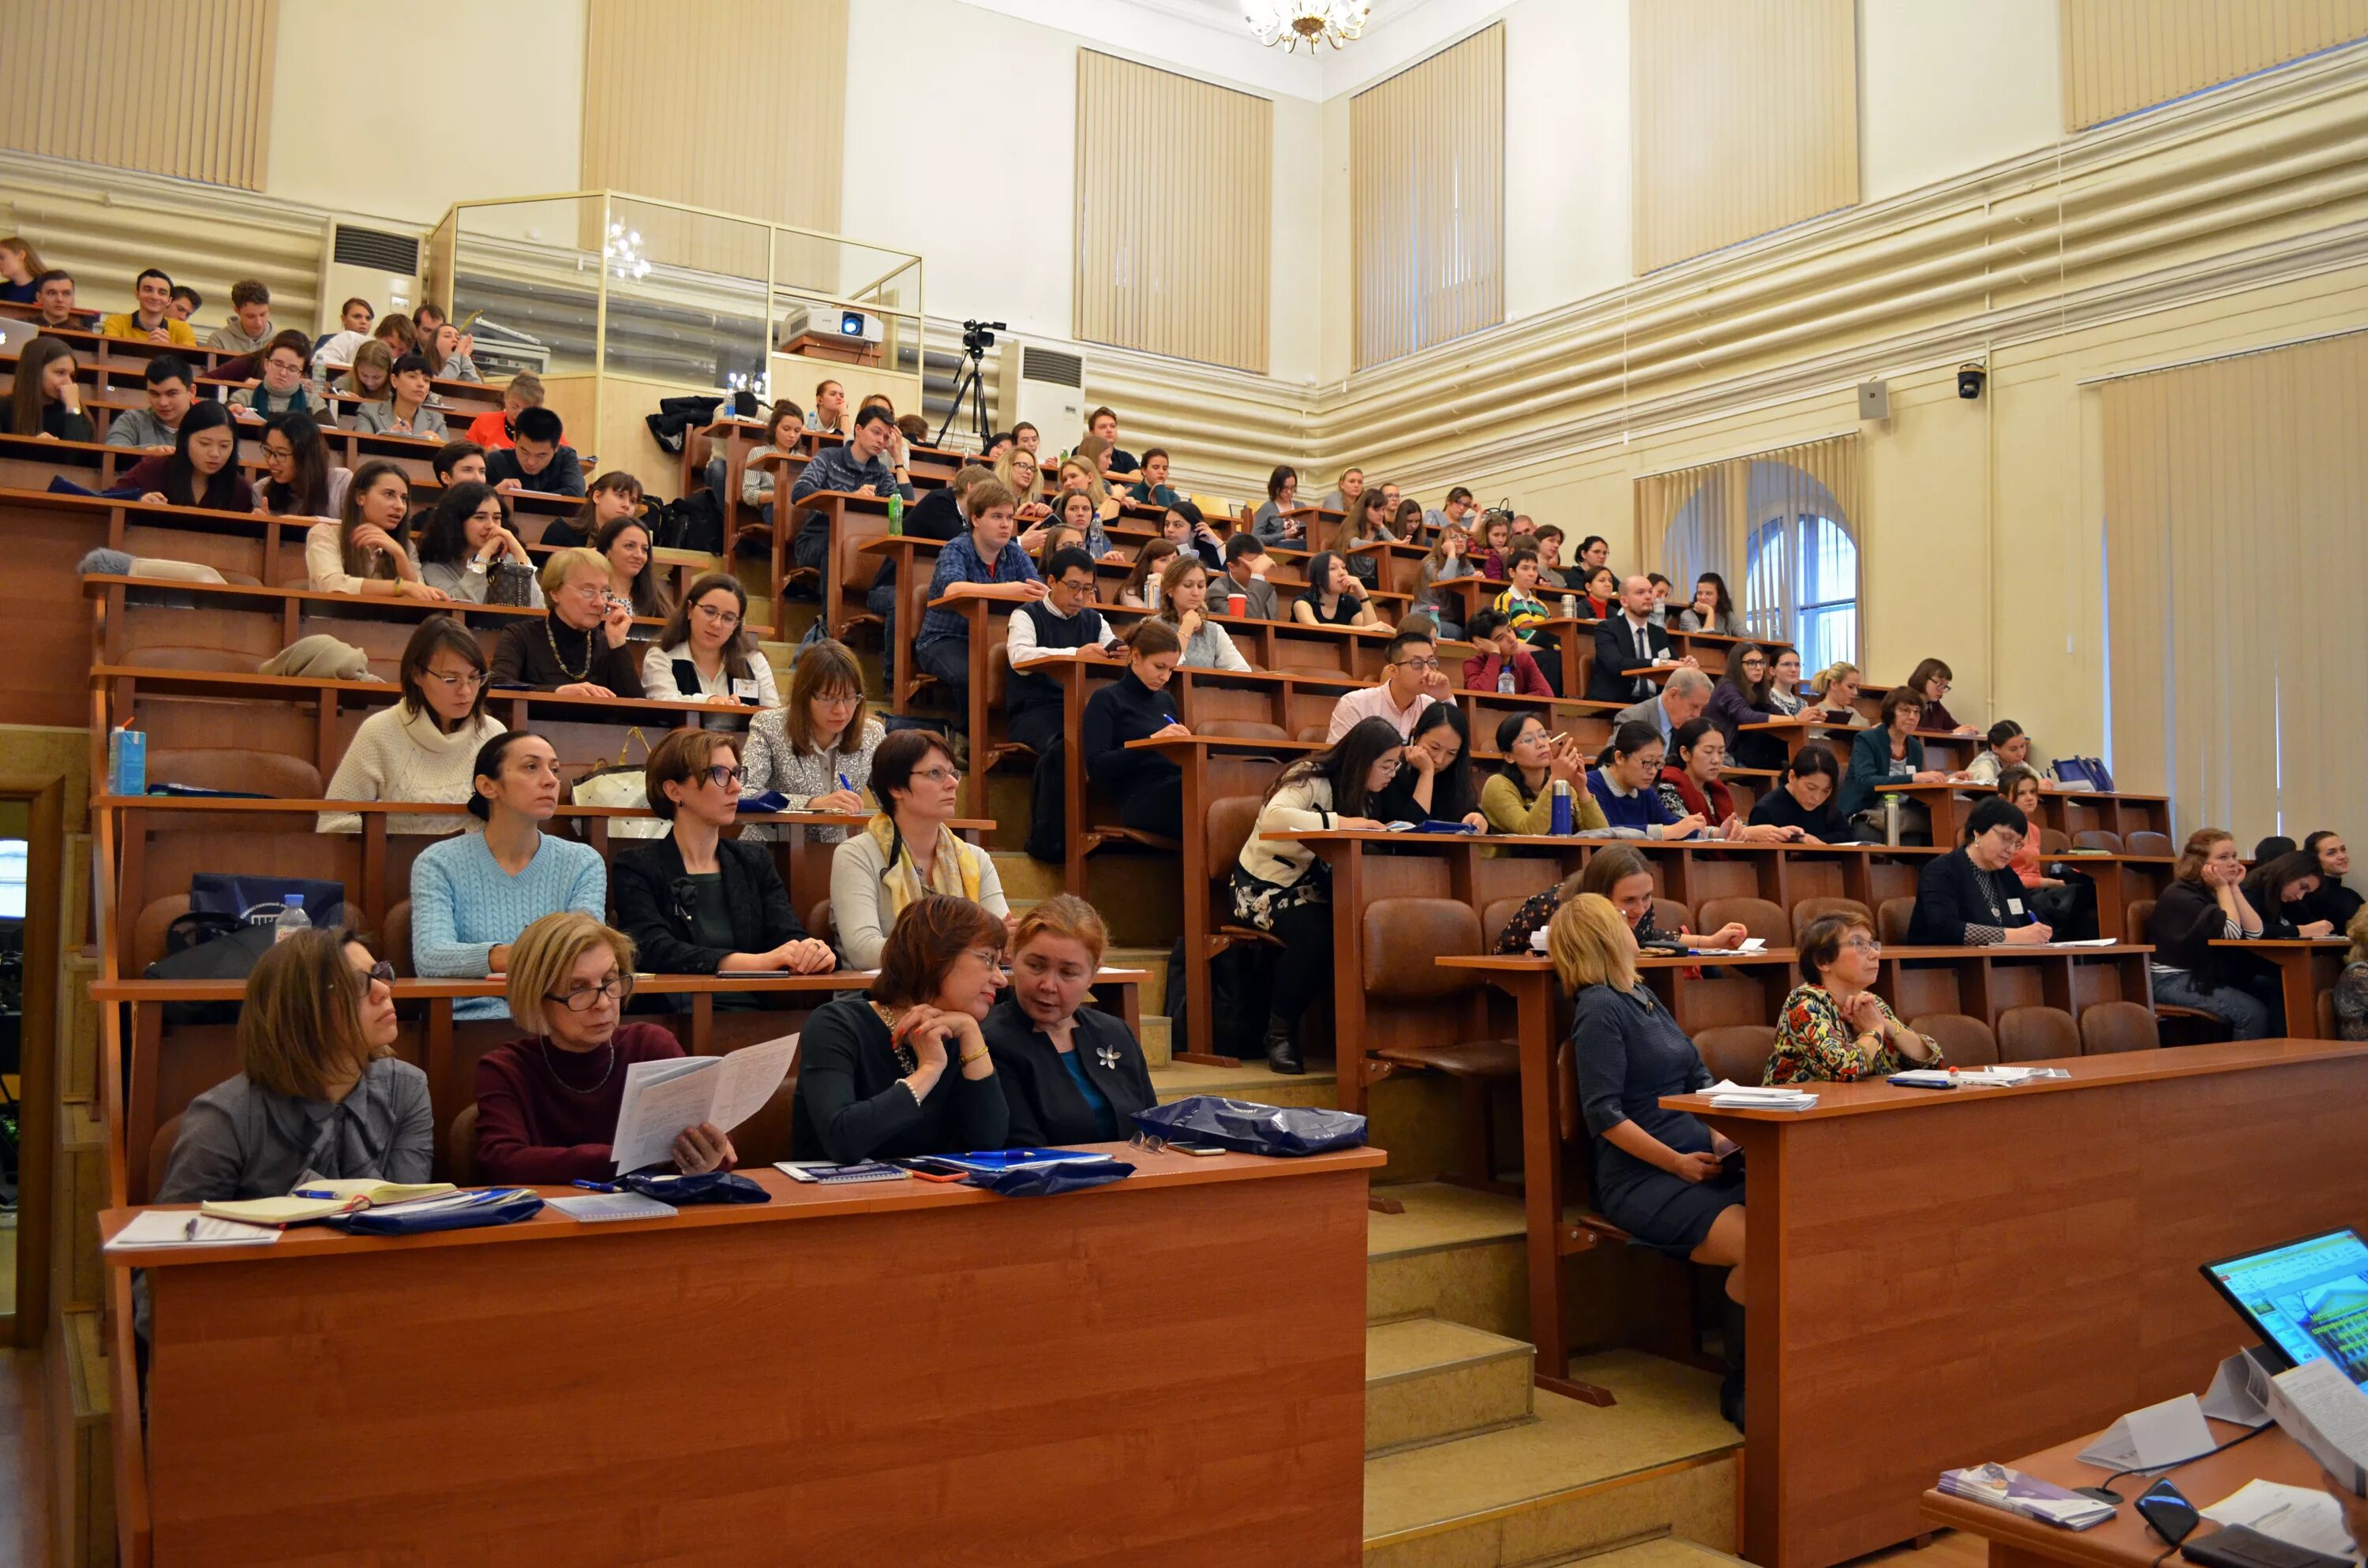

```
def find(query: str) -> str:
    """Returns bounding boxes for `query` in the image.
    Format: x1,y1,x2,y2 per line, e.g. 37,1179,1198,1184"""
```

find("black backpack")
145,919,279,1024
645,490,725,556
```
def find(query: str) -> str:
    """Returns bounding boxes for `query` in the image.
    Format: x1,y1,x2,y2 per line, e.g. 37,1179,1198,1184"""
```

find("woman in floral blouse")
1765,913,1945,1084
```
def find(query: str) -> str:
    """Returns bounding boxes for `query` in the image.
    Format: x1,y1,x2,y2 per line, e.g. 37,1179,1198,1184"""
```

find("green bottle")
887,490,904,537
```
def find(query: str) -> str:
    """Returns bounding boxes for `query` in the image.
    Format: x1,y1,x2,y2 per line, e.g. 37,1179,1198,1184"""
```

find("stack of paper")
2267,1359,2368,1495
1938,1464,2117,1529
104,1212,280,1251
610,1033,798,1174
201,1180,455,1227
1703,1080,1816,1110
2202,1480,2360,1557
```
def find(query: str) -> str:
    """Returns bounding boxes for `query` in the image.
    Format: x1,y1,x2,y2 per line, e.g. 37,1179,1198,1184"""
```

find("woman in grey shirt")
412,481,543,606
153,929,433,1203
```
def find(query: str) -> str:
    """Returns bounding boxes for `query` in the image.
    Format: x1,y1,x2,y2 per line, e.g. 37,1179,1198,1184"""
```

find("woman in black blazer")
981,896,1155,1147
612,730,837,991
1907,796,2055,946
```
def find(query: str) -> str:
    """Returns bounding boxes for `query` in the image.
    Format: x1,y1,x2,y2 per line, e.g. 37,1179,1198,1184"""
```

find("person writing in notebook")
471,912,736,1184
152,929,432,1203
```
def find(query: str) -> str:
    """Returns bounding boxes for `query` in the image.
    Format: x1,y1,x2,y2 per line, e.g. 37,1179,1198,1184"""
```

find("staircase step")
1151,1056,1338,1110
1361,1351,1740,1568
1105,945,1169,1016
1367,1182,1531,1341
1366,1315,1534,1454
1531,1534,1755,1568
1138,1012,1171,1069
51,1308,115,1568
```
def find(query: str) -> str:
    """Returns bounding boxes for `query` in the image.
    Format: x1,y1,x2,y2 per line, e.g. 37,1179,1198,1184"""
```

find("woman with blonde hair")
1806,661,1870,728
984,895,1155,1145
741,637,882,841
331,339,396,402
153,928,429,1202
472,913,736,1183
1152,552,1252,672
487,546,642,695
994,444,1052,523
1550,890,1748,1426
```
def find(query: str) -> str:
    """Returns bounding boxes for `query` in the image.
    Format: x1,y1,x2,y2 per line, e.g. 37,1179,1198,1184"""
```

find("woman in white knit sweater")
318,618,505,835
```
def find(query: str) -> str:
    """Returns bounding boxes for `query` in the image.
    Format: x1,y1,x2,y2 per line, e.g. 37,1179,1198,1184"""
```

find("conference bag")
619,1171,770,1205
329,1188,545,1236
1132,1096,1369,1157
570,728,665,839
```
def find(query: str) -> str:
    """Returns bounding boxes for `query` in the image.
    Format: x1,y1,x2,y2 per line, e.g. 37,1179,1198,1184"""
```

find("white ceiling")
946,0,1509,100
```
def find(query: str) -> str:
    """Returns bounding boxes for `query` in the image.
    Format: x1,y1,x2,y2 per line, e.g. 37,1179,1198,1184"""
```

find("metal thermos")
1561,594,1578,619
1551,779,1574,836
1883,794,1902,847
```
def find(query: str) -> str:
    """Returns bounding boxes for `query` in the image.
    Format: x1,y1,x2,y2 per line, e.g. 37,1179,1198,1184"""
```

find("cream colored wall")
265,0,586,225
1503,0,1630,327
1859,0,2061,200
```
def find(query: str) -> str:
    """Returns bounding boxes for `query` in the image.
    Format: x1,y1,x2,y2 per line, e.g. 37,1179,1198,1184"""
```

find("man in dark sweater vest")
1006,547,1115,861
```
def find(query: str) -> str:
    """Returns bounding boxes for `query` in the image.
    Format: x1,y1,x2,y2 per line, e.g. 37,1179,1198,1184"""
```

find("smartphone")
1168,1143,1227,1157
2136,1480,2198,1547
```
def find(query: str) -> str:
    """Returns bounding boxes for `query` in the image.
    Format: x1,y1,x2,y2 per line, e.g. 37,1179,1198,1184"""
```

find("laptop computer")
2200,1226,2368,1387
0,316,44,354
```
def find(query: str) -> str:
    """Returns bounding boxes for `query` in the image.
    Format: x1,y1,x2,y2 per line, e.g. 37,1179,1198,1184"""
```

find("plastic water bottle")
1550,780,1574,836
273,893,311,943
886,490,904,537
1497,666,1516,695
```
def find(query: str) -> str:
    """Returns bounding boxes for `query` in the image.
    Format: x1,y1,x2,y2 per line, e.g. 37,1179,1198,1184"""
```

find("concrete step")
1361,1351,1740,1568
1366,1315,1534,1455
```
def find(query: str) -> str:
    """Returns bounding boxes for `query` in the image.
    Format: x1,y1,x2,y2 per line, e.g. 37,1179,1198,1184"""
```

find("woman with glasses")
412,481,539,604
253,411,349,521
829,728,1009,970
318,616,508,836
1765,913,1944,1084
410,732,606,1020
153,927,429,1203
1906,795,2055,947
1905,657,1978,735
790,893,1010,1163
612,730,835,1002
1707,644,1785,768
488,547,644,698
472,911,736,1184
740,638,880,845
639,571,777,714
1230,716,1405,1074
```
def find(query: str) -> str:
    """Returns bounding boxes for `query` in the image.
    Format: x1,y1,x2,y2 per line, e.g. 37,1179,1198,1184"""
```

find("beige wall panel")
0,0,276,191
1630,0,1859,274
1350,24,1504,370
1073,50,1271,374
2063,0,2368,129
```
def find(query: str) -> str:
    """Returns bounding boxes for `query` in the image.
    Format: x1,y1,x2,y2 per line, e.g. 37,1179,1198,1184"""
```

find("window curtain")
1350,23,1505,370
2063,0,2368,130
2100,332,2368,844
1074,51,1272,374
1637,433,1862,661
1629,0,1860,274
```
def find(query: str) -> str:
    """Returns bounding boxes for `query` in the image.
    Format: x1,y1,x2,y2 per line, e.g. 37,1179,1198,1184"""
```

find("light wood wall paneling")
2063,0,2368,129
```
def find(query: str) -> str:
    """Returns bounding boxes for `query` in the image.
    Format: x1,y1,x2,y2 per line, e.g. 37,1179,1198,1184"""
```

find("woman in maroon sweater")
472,911,736,1184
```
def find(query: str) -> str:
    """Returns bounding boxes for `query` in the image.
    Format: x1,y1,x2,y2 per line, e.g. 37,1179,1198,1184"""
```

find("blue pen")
837,773,852,792
571,1179,621,1192
293,1188,341,1199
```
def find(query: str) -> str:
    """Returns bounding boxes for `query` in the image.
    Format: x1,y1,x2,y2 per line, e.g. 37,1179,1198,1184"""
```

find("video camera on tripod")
938,318,1009,449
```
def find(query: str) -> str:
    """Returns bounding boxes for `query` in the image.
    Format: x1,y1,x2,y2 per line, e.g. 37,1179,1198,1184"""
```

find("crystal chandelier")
1242,1,1369,52
604,221,650,283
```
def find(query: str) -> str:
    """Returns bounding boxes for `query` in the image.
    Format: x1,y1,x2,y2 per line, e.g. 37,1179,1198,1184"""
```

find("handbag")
1131,1095,1368,1158
2050,756,2115,792
569,728,665,839
485,559,538,607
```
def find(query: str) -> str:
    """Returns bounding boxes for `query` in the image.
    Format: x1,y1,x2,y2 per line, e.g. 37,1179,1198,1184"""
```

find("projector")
785,305,883,346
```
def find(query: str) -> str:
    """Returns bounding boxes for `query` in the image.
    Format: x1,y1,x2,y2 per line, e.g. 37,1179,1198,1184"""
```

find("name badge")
2006,898,2025,915
731,677,760,704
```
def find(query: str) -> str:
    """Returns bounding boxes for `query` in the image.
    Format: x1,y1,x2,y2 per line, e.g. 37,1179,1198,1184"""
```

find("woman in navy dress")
1549,890,1748,1427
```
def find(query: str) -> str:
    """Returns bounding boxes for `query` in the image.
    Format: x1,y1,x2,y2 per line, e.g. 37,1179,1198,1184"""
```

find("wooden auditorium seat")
148,747,324,799
144,1116,185,1207
2039,827,2070,854
1996,1005,2081,1062
1698,896,1787,947
1910,1012,1999,1066
1790,896,1872,941
2074,829,2124,852
2127,830,2172,857
2078,999,2160,1054
1692,1024,1776,1084
1875,896,1916,948
1479,895,1530,951
382,899,414,978
1651,896,1692,937
1361,897,1518,1191
445,1103,480,1186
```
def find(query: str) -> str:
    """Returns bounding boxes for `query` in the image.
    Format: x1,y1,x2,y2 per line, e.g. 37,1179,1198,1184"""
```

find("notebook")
547,1192,678,1223
200,1180,457,1227
776,1161,905,1184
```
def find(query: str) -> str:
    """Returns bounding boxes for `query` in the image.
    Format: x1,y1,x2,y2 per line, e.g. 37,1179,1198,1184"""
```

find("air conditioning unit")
1010,340,1085,445
316,221,424,336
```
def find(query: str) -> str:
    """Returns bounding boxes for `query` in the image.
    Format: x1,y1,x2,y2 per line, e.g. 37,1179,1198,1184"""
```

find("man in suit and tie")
1587,574,1699,705
1616,666,1714,743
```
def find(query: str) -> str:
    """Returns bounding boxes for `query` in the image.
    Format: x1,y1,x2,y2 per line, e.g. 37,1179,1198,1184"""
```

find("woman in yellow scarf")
828,728,1009,967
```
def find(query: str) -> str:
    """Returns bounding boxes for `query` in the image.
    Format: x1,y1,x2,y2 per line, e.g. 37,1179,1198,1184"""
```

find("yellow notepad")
200,1181,455,1226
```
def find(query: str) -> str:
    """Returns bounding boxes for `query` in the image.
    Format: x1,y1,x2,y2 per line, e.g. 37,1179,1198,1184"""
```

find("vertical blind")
2063,0,2368,129
1074,51,1272,375
1349,24,1505,371
1629,0,1860,275
0,0,278,192
1637,433,1864,669
2100,335,2368,845
583,0,846,272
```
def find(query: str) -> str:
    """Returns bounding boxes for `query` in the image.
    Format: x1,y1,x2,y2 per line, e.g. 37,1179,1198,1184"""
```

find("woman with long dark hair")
257,411,347,519
1,335,92,440
413,481,538,604
121,400,254,511
305,457,443,600
1371,702,1486,829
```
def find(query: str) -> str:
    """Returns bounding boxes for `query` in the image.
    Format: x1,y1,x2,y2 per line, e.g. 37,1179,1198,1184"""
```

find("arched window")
1746,510,1859,672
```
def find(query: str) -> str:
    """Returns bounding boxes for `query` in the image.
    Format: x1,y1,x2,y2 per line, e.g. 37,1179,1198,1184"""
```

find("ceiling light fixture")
1242,1,1370,53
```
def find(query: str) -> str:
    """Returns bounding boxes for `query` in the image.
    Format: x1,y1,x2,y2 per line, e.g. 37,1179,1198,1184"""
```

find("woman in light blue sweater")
410,732,605,1020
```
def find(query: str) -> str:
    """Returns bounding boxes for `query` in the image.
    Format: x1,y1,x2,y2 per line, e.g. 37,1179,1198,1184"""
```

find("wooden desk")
1667,1038,2368,1568
1921,1416,2329,1568
2213,937,2351,1038
105,1143,1381,1568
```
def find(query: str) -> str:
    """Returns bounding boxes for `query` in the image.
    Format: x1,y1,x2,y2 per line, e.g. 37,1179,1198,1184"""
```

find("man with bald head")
1617,665,1713,742
1587,574,1698,704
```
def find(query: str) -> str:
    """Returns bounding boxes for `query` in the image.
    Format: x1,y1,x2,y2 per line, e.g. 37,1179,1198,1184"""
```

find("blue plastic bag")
960,1157,1134,1197
620,1171,770,1205
1130,1096,1368,1157
329,1188,544,1236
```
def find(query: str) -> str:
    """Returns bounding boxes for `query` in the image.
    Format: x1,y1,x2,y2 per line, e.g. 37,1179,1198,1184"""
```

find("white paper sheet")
105,1211,280,1250
2077,1393,2216,1471
2201,1479,2359,1558
610,1035,800,1174
2271,1359,2368,1495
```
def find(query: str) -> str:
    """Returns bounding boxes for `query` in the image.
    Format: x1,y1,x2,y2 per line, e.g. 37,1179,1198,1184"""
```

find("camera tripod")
936,342,994,451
